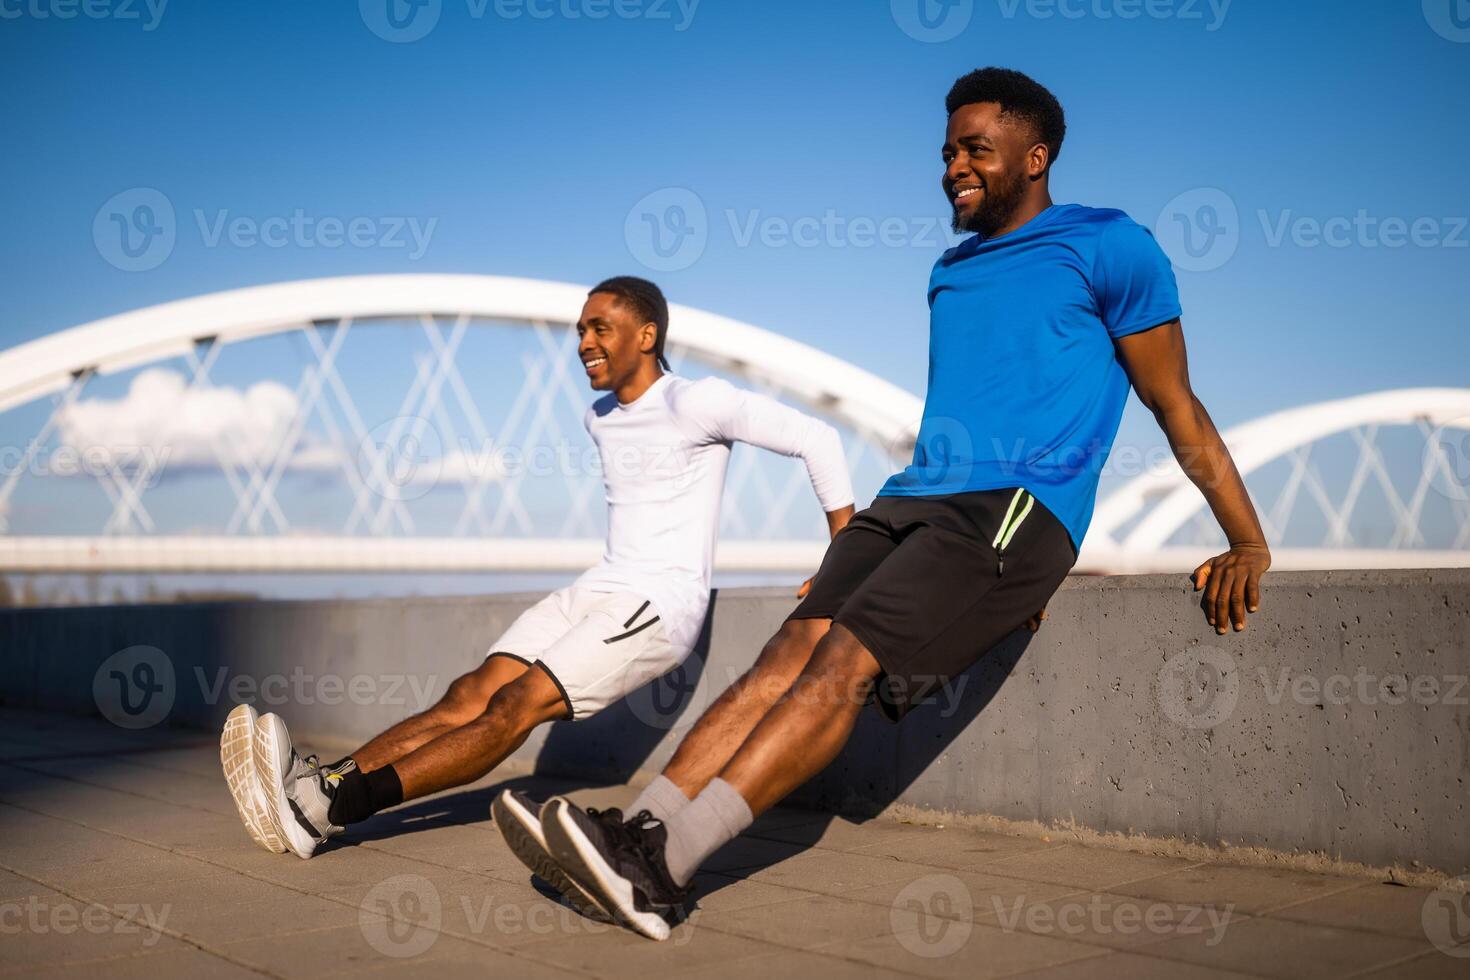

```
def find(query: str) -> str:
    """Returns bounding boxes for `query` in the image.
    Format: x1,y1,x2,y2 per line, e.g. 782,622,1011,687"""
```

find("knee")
789,625,881,709
436,672,495,724
483,668,568,730
758,618,827,670
740,619,827,700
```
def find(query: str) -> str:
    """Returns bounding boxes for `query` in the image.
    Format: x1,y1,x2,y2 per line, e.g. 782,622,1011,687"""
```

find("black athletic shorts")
789,488,1077,722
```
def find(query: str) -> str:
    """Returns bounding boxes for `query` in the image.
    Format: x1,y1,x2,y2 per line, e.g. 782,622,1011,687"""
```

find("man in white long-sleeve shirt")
221,276,856,866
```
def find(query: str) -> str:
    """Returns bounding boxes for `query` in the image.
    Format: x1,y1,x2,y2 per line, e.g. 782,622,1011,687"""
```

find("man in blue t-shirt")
521,68,1273,939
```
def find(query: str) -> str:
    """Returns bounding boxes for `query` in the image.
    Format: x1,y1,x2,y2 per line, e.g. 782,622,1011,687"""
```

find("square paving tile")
696,892,901,949
814,921,1108,979
849,828,1067,871
15,946,269,980
1110,863,1368,916
1267,881,1446,939
514,918,778,977
978,844,1199,891
1142,915,1434,979
1005,949,1264,979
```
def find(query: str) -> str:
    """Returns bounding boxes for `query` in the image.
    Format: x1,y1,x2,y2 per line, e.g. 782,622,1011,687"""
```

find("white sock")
627,775,691,823
661,778,753,887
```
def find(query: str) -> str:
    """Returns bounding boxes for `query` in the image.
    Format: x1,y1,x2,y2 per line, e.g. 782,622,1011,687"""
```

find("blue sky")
1,0,1468,572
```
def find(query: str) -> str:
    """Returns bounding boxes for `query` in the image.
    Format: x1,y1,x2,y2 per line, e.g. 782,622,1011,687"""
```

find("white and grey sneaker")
220,704,286,853
492,789,610,921
253,712,347,860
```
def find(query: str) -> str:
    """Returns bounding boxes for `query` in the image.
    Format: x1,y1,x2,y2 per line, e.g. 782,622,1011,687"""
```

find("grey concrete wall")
3,570,1468,873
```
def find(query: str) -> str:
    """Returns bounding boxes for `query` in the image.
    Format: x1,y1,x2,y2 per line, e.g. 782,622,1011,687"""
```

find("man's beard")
952,170,1029,238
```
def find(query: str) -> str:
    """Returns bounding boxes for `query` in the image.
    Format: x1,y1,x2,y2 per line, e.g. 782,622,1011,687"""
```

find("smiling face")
943,101,1049,238
577,291,659,392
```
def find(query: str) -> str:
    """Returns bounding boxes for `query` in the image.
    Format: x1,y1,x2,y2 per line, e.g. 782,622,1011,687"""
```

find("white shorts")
486,586,680,720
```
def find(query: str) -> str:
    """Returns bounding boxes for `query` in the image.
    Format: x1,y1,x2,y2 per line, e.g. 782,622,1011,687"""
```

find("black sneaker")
491,789,609,921
541,798,690,941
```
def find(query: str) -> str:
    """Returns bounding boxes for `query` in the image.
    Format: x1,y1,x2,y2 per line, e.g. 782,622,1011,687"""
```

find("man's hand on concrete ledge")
1192,543,1272,635
1024,607,1049,632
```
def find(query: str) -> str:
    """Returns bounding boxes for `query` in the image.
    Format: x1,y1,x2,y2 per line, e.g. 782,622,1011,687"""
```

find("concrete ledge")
3,570,1467,874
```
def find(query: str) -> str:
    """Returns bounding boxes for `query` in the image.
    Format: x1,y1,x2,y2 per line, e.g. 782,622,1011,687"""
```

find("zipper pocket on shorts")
992,488,1035,577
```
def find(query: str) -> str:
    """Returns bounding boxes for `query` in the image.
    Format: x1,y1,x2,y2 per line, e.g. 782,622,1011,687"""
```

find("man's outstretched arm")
1116,319,1272,634
681,378,856,592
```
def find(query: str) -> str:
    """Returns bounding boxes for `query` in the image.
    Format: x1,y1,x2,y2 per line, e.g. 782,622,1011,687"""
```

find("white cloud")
50,368,508,488
56,368,303,471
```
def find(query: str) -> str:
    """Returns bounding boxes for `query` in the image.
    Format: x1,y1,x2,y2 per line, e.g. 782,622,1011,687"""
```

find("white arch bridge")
0,274,1467,577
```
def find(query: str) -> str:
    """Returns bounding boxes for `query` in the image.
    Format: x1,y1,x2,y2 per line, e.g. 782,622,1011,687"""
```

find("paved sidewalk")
0,709,1464,979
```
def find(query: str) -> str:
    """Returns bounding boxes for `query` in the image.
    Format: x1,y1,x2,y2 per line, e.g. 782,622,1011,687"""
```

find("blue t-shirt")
879,204,1182,550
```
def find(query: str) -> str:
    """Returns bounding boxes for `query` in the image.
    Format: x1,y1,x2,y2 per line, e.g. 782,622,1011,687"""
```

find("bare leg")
660,618,830,799
393,665,569,802
349,655,529,772
718,624,881,817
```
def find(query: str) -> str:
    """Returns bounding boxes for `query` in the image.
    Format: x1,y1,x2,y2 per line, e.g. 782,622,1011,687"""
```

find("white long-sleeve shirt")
573,374,854,655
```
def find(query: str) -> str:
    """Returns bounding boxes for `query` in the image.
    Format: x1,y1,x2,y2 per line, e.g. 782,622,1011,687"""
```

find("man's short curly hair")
590,276,670,370
946,67,1066,168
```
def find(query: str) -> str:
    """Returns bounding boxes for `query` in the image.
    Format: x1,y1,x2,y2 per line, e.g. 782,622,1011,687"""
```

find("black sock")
328,765,404,826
